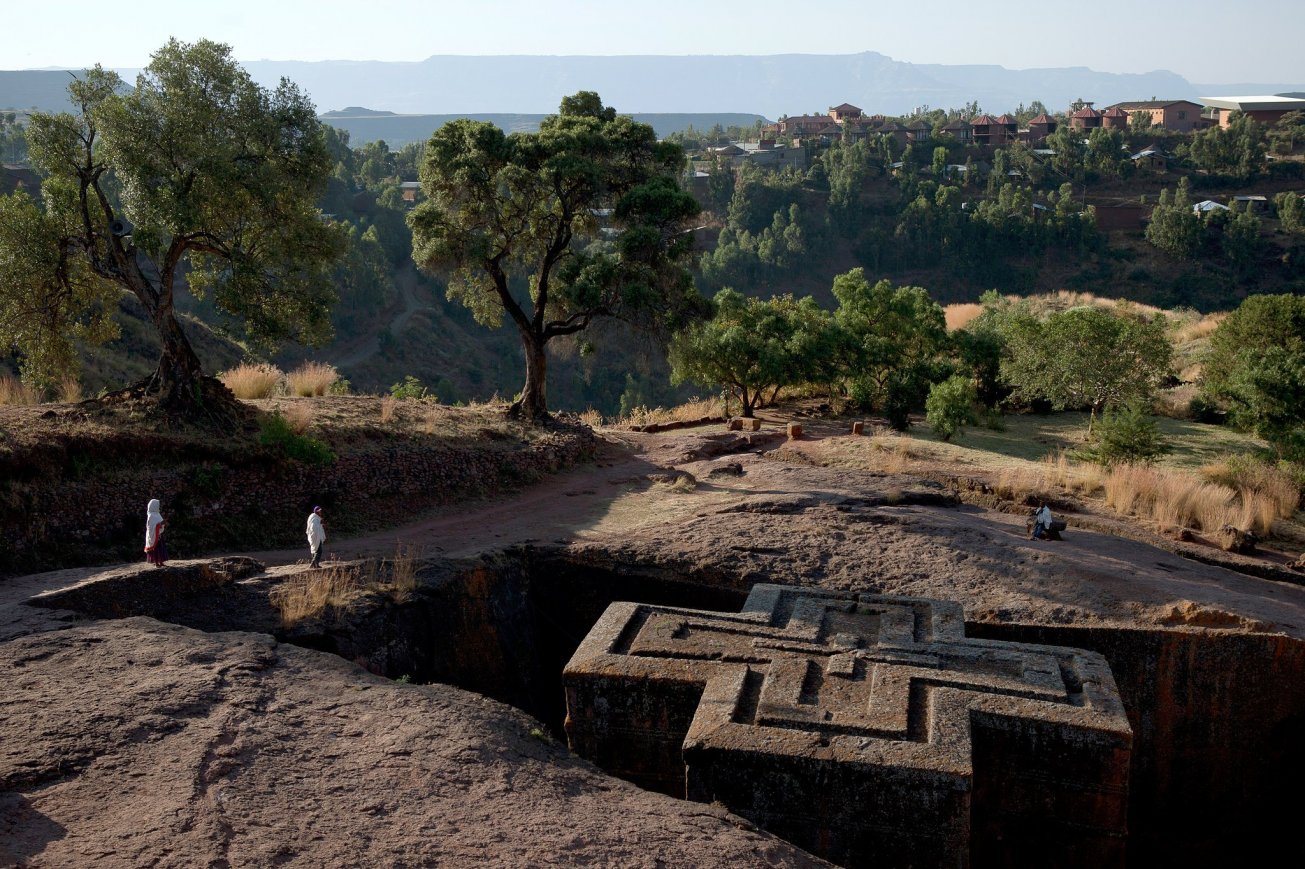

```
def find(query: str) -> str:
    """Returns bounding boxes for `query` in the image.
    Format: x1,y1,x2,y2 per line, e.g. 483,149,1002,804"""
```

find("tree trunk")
510,333,550,421
152,306,206,410
740,385,753,418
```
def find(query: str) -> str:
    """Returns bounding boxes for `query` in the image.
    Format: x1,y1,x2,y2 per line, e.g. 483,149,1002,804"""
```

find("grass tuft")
286,361,338,398
221,363,284,399
0,375,42,406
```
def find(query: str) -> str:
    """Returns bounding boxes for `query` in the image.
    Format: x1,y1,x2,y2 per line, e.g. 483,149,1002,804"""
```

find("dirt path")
9,423,1305,640
330,263,440,372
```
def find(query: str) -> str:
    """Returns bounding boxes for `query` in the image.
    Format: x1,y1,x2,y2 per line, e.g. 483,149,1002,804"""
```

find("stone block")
726,418,744,431
851,421,864,435
564,585,1132,869
787,423,803,439
745,418,762,432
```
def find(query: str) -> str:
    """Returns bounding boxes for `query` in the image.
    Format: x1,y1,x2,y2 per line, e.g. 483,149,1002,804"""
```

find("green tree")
1001,306,1172,434
1275,191,1304,233
1145,180,1203,259
669,288,833,417
0,40,345,418
1089,403,1171,465
1202,294,1305,458
1222,207,1264,273
409,92,702,420
831,268,947,414
926,375,978,441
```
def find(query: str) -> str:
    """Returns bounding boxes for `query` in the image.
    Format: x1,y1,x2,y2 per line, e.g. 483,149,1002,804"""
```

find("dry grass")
221,363,284,400
1174,313,1227,345
578,408,604,427
1200,456,1300,519
667,472,698,493
0,375,42,406
286,361,338,397
380,395,399,424
993,466,1053,503
616,396,725,428
1154,383,1200,419
58,377,83,403
272,564,363,625
1103,463,1283,535
944,302,985,332
283,401,315,435
273,544,423,625
390,543,419,595
1039,450,1106,496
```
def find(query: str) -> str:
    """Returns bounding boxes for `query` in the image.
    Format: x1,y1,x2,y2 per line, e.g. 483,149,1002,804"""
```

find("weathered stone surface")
787,423,803,439
727,417,744,431
564,584,1132,869
851,421,865,435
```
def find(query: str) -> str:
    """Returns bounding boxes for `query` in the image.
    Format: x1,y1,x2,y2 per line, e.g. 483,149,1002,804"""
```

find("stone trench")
32,548,1305,869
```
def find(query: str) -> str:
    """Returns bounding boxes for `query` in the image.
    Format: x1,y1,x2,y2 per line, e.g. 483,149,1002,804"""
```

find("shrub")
0,375,42,406
258,411,335,465
220,363,283,399
328,377,351,396
925,376,978,442
390,375,427,400
1090,405,1172,465
286,361,338,397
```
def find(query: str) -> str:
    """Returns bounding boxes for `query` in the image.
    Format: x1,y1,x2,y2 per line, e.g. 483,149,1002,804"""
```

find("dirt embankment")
0,398,596,576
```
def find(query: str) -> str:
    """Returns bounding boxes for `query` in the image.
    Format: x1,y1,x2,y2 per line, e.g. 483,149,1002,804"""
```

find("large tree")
1001,305,1172,434
669,288,833,417
408,92,702,420
1202,294,1305,459
0,39,345,419
831,268,948,419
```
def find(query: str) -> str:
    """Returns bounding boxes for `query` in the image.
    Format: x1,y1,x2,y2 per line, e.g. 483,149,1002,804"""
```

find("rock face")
0,618,830,868
564,584,1132,868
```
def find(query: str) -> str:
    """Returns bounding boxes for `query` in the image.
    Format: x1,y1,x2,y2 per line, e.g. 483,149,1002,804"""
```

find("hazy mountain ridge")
317,110,772,146
6,54,1304,121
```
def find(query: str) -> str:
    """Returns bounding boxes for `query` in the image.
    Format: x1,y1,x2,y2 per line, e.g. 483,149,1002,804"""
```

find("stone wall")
0,426,596,575
968,622,1305,868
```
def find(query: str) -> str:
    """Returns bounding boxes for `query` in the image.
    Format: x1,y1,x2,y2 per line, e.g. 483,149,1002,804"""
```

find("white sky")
3,0,1302,84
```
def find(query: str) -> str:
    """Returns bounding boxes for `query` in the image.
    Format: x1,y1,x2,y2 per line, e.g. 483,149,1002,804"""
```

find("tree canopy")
408,91,703,419
1202,294,1305,459
669,288,832,417
1000,305,1172,433
0,39,345,418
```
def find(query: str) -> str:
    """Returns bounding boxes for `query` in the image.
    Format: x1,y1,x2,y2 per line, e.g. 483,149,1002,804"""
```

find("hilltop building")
1198,94,1305,128
1106,100,1208,132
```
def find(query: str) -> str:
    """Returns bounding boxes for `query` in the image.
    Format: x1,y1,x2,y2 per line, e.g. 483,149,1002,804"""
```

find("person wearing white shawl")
144,499,167,566
306,506,326,567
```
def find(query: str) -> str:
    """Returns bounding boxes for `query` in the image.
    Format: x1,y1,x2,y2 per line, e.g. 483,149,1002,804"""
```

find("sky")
3,0,1302,85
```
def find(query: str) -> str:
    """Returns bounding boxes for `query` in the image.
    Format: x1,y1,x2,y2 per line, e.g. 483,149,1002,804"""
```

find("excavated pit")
31,549,1305,868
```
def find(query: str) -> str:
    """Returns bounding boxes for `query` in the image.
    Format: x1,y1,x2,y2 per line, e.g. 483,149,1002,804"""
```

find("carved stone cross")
564,584,1132,869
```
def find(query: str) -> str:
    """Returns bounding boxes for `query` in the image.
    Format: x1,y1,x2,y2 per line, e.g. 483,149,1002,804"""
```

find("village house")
1069,103,1104,131
1101,107,1130,129
970,114,1016,146
941,118,972,143
706,139,807,172
1022,113,1058,144
828,103,863,123
1130,147,1168,172
1106,100,1209,132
